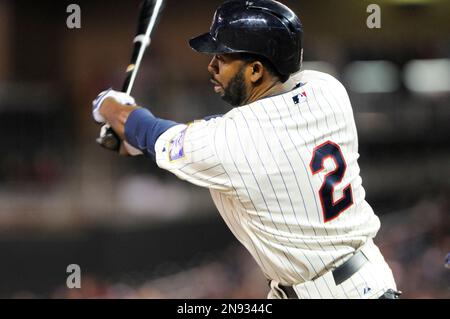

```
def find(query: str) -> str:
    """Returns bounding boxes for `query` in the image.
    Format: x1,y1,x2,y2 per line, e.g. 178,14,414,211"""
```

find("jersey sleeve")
154,118,232,192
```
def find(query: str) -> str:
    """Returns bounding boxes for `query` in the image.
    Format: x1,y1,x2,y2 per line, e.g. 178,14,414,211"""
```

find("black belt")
279,250,369,299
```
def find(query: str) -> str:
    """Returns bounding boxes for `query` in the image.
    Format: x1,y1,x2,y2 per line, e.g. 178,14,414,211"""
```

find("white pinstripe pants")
268,239,397,299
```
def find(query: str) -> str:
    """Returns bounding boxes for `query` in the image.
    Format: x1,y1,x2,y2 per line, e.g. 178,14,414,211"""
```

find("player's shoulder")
289,70,351,106
297,70,345,90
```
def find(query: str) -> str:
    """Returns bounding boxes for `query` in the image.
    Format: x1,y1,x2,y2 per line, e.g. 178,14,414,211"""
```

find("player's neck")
245,79,287,105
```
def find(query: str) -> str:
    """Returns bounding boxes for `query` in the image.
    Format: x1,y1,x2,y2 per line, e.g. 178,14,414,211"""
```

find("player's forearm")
100,97,179,160
124,108,179,159
99,98,139,140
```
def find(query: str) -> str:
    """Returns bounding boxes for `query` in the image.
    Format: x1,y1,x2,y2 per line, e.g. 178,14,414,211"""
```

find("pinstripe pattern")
154,70,393,297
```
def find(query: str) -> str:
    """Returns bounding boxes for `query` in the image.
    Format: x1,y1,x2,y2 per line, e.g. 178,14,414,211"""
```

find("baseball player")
92,0,401,299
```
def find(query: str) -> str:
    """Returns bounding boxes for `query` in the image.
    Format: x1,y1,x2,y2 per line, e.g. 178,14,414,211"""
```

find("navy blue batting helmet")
189,0,303,76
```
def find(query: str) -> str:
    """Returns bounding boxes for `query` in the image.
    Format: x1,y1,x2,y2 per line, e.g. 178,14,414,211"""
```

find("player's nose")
207,56,219,75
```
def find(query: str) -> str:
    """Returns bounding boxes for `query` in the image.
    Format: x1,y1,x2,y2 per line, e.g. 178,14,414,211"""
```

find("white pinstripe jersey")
155,70,381,285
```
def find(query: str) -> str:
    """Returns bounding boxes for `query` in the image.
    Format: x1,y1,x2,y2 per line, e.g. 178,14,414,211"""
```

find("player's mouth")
210,78,223,94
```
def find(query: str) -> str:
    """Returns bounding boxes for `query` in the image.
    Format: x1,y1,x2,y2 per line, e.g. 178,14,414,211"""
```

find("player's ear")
248,61,264,84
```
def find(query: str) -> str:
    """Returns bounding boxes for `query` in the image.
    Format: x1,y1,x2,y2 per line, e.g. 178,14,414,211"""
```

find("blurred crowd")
377,193,450,298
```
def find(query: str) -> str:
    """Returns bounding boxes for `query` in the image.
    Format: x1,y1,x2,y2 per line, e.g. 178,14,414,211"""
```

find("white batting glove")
92,89,136,124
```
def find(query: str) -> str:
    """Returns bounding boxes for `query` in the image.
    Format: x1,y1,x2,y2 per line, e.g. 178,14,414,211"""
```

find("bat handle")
95,76,132,152
96,124,121,151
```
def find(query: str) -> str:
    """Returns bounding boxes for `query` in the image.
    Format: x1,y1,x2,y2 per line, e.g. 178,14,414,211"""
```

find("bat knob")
96,127,121,152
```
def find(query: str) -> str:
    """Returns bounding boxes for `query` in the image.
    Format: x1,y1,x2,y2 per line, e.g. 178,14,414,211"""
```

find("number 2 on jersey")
310,141,354,222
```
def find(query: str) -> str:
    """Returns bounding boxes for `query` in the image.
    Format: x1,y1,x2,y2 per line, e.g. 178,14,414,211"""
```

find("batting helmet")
189,0,303,76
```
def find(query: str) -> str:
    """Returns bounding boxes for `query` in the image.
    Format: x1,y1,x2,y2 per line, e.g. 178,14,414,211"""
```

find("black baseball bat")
96,0,165,151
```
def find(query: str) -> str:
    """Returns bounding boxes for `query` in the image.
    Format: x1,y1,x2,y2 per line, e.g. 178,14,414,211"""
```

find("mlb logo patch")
293,91,307,105
168,128,187,161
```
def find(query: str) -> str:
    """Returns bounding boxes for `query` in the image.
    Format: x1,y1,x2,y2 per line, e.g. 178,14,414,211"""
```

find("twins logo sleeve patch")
168,127,188,161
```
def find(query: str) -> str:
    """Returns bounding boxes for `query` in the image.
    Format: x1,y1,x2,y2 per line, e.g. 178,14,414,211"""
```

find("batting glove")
92,89,136,124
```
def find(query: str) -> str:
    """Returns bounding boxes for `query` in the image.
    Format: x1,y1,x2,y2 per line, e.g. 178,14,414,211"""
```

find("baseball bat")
96,0,165,151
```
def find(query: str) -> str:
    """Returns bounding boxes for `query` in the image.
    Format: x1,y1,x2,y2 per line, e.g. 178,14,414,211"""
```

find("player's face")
208,54,249,106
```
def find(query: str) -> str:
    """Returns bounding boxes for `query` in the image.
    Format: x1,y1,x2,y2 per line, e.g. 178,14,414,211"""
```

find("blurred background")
0,0,448,298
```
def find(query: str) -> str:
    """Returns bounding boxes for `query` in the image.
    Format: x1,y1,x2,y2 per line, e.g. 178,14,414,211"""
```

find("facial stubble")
221,67,248,107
